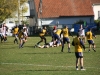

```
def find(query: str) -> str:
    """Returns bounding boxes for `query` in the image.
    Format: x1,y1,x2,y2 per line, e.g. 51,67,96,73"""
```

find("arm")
80,39,85,50
92,33,96,38
72,40,75,46
69,30,73,37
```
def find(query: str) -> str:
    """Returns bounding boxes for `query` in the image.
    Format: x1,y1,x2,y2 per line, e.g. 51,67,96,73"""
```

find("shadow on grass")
21,51,93,55
16,69,74,72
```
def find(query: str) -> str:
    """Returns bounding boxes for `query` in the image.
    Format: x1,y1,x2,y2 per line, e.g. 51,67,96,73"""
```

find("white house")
91,0,100,20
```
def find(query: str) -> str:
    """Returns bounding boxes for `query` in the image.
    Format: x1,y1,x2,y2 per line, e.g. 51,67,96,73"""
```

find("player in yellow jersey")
72,33,86,70
61,26,73,53
34,26,47,48
86,28,96,52
53,28,62,44
18,29,27,48
13,25,19,44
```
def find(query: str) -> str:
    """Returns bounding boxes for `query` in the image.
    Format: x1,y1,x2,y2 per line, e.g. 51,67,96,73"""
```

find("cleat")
94,50,96,52
88,50,90,52
61,50,63,52
33,45,37,48
76,68,79,70
68,51,71,53
81,68,86,71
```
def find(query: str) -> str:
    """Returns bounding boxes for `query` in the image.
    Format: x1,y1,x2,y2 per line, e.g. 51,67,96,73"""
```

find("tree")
0,0,28,23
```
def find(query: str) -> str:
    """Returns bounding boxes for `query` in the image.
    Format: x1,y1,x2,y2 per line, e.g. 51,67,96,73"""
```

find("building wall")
92,4,100,20
38,16,94,28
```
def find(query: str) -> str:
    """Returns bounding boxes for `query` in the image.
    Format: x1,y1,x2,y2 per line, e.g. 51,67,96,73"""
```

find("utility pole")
39,0,42,27
18,0,20,25
22,6,23,25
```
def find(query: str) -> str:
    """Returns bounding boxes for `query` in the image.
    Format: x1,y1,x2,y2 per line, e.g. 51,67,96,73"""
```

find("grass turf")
0,35,100,75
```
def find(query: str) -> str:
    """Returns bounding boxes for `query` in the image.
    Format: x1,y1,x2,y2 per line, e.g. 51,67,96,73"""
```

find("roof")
91,0,100,4
34,0,94,18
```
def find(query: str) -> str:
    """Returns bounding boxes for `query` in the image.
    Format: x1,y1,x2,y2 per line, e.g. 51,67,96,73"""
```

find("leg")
37,36,43,45
92,43,96,52
43,36,47,45
61,42,64,52
80,58,83,69
88,44,91,52
21,39,26,47
37,39,43,45
34,36,43,48
80,57,85,70
68,43,71,53
19,38,23,48
76,58,79,70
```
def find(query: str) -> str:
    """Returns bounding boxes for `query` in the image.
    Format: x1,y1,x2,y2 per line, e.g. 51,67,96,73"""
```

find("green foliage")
74,20,84,24
0,36,100,75
94,19,100,24
0,0,28,23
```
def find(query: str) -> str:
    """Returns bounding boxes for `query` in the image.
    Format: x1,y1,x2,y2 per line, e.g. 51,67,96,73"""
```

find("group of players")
33,24,96,70
0,23,96,70
34,24,96,52
12,24,28,48
0,23,28,48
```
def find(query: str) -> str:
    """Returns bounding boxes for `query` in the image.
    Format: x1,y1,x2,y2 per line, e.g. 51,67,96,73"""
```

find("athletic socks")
68,48,71,53
93,48,96,52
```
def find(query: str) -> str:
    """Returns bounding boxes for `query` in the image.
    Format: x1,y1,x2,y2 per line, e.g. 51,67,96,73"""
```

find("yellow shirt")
18,31,24,39
55,29,62,35
39,29,46,36
13,27,19,34
73,37,83,52
62,28,69,37
86,31,93,40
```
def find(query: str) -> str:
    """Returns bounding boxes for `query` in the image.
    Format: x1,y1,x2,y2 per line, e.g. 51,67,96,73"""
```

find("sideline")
1,62,100,69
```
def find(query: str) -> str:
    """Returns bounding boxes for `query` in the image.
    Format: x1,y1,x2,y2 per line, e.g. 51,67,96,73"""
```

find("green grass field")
0,35,100,75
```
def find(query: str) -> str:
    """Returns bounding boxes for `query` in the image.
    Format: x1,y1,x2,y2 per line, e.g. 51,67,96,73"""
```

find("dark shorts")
54,34,60,40
75,52,83,58
40,36,45,39
87,40,94,45
63,37,70,44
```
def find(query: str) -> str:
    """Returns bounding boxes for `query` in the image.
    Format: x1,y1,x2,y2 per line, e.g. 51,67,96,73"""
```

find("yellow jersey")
86,31,93,40
73,37,83,52
13,27,19,34
18,31,24,39
62,28,69,37
55,29,62,35
39,29,46,36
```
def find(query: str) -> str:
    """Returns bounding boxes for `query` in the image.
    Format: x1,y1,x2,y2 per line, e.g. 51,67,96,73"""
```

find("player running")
86,28,96,52
18,28,27,48
34,26,47,48
13,25,19,44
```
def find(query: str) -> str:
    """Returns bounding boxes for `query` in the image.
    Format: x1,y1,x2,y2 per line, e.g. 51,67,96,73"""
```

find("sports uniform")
72,33,86,70
54,29,62,41
18,30,25,48
13,26,19,44
61,26,73,52
86,29,96,52
34,26,47,48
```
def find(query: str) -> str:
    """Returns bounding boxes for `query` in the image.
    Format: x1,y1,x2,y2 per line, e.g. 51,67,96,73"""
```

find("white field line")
1,63,100,69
